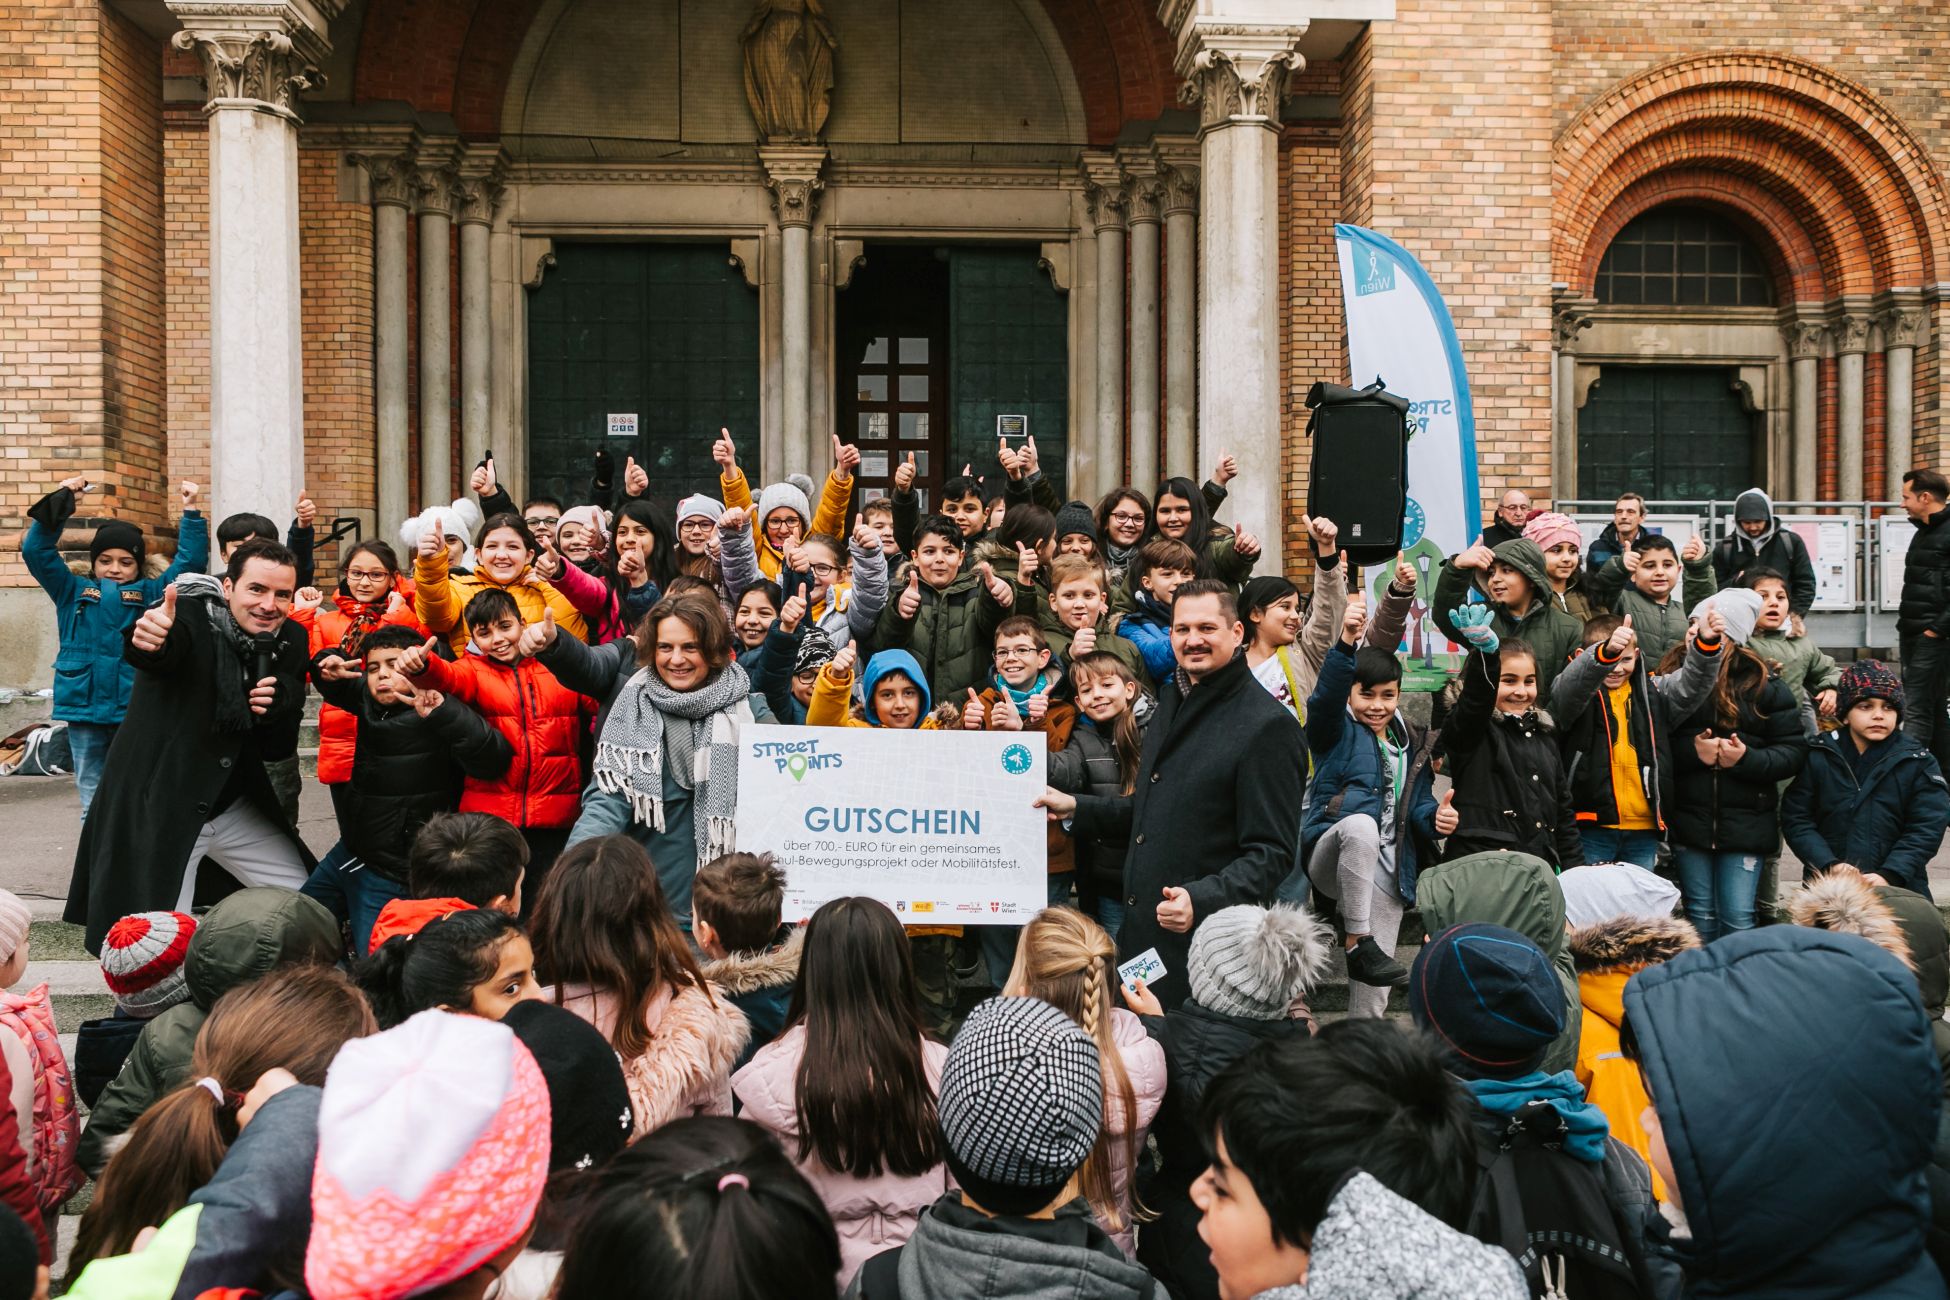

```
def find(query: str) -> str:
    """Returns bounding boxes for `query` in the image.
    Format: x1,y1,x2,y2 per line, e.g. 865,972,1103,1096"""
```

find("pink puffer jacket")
0,986,81,1217
1102,1007,1168,1258
732,1024,952,1288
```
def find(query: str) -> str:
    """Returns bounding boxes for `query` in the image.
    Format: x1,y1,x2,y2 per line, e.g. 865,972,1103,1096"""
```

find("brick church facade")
1,0,1946,681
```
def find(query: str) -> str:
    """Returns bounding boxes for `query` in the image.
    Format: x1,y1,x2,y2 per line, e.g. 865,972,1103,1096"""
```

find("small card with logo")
1118,948,1166,993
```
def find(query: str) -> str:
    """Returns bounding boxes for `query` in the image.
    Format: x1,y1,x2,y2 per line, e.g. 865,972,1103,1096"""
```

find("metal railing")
1557,498,1914,650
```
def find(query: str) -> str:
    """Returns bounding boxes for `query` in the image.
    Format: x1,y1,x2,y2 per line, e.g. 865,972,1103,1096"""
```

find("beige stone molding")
1083,154,1127,231
520,236,557,289
1833,311,1874,357
832,238,866,289
1551,292,1597,350
759,144,828,229
730,237,764,289
165,0,339,119
1154,136,1200,216
1876,293,1930,350
454,144,509,226
414,144,462,218
351,147,419,209
1038,241,1073,292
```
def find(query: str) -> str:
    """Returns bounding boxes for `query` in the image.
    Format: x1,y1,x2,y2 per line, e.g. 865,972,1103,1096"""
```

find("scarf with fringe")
593,661,754,863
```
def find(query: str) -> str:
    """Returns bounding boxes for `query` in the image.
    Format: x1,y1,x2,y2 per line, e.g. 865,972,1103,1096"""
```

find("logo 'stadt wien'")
1355,247,1396,296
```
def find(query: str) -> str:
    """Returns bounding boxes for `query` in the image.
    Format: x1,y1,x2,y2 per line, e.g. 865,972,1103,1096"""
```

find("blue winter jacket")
1115,594,1177,686
1300,640,1440,904
25,511,209,725
1624,927,1947,1299
1782,730,1950,897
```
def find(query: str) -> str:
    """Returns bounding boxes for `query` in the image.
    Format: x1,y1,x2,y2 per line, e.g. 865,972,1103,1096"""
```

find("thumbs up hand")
898,570,923,618
132,585,178,653
623,455,648,498
990,689,1023,732
1157,886,1194,934
1213,450,1239,487
894,451,918,493
832,434,861,479
979,561,1014,608
517,607,558,658
963,689,986,731
1392,551,1417,593
1071,625,1097,657
1434,789,1460,836
1016,541,1040,585
417,525,442,562
713,428,738,473
1026,685,1051,725
294,494,317,528
851,513,879,552
1605,614,1637,657
397,635,439,678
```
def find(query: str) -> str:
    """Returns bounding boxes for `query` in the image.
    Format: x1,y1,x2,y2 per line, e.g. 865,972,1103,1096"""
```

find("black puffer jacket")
1900,507,1950,638
1440,650,1583,868
313,670,515,881
1667,664,1806,852
1047,720,1136,912
1137,1003,1311,1300
1551,633,1724,832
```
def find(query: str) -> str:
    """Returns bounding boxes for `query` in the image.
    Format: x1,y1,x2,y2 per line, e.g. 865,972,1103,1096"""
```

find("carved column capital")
1835,312,1874,357
1879,304,1929,350
1159,158,1200,217
1082,155,1126,232
352,148,419,208
1782,318,1828,360
413,162,459,218
1118,152,1164,225
1175,28,1306,132
454,144,509,227
759,144,827,229
169,27,322,121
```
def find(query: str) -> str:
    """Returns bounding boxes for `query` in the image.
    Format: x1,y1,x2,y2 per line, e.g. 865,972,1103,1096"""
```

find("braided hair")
1003,907,1145,1231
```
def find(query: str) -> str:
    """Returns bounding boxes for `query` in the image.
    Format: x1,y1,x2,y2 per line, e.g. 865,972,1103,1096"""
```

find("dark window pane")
1595,206,1774,307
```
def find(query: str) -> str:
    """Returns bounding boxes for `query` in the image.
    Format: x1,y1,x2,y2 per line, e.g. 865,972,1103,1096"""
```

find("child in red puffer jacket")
291,540,423,788
396,586,592,894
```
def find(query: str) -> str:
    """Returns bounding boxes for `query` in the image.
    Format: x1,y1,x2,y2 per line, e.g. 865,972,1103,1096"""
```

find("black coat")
1047,722,1134,909
1666,670,1806,853
1136,1003,1311,1300
1479,518,1525,550
1781,731,1950,895
1900,507,1950,638
312,671,515,882
1071,652,1305,1007
1712,527,1817,615
1441,651,1583,868
66,603,315,953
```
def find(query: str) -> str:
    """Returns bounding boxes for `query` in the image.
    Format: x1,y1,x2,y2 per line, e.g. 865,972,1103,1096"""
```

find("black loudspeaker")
1306,380,1410,567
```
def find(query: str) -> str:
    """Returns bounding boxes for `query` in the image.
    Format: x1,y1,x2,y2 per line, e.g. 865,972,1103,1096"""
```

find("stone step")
20,960,106,998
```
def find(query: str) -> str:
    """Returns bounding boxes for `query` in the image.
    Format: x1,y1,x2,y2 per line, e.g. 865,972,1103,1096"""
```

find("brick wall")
163,109,209,496
0,1,103,583
298,147,375,581
1279,123,1345,577
98,5,165,527
1335,0,1556,521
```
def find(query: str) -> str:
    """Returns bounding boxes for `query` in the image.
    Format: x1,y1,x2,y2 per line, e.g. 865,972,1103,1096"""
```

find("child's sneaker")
1346,935,1409,987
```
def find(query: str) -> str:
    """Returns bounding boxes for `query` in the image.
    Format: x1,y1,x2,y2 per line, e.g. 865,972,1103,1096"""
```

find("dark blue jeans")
1577,827,1662,870
300,841,407,958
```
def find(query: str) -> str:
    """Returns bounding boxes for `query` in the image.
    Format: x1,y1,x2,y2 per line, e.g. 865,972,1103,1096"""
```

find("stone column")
1177,22,1305,543
1121,152,1164,490
354,147,416,536
454,150,505,489
1836,311,1872,502
1086,157,1127,490
167,1,340,530
1783,318,1825,503
415,152,459,507
761,146,826,481
1551,292,1593,499
1880,296,1927,498
1157,143,1199,481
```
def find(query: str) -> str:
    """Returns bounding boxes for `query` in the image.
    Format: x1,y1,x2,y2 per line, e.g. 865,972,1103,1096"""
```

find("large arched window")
1595,207,1775,307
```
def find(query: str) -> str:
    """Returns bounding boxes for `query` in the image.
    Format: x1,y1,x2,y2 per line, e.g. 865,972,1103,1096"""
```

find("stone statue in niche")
740,0,837,142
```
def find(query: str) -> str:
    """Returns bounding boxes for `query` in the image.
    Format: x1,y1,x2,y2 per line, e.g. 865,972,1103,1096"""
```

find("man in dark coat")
1584,491,1646,579
1899,468,1950,770
1712,488,1817,616
1477,488,1531,549
1037,579,1305,1008
66,539,316,953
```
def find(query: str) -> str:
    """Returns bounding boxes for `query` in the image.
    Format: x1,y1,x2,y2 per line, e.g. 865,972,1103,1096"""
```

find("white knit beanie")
1187,904,1334,1020
756,481,812,532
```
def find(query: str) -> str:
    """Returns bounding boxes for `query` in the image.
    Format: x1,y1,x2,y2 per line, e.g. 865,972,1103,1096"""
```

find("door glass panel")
948,247,1069,495
898,374,929,402
899,337,929,364
860,412,888,440
900,412,928,439
1578,366,1752,500
857,375,888,402
862,337,889,363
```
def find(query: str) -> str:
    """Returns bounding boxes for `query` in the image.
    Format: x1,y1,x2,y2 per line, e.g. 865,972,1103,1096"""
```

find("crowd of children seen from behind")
8,449,1950,1299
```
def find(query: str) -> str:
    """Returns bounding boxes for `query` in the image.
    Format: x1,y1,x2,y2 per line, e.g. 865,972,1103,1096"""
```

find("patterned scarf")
176,572,257,734
332,590,390,656
592,661,755,863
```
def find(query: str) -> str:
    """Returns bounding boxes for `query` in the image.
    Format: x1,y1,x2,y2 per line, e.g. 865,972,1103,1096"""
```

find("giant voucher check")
735,724,1048,925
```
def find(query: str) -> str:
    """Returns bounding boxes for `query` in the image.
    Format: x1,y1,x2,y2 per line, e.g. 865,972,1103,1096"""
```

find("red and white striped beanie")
99,911,197,1019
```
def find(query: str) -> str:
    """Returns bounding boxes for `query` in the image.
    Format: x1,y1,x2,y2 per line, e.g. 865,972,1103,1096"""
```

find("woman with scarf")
564,591,774,932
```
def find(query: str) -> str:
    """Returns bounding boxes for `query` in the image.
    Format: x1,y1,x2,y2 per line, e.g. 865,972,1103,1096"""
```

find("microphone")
252,633,279,693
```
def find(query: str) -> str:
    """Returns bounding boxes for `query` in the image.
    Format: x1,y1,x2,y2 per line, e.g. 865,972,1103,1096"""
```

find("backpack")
0,723,70,777
1465,1100,1650,1300
0,986,83,1215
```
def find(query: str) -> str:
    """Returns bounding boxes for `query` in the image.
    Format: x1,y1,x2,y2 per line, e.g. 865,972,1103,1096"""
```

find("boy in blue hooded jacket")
23,476,209,819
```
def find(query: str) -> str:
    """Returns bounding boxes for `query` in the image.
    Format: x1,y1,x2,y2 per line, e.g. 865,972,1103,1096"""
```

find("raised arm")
717,508,761,608
845,522,890,642
412,540,462,636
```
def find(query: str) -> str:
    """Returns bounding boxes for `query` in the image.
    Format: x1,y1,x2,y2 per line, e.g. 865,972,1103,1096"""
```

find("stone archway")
1551,52,1950,501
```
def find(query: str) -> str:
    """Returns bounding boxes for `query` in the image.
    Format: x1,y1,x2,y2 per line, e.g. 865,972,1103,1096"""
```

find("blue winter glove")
1448,605,1500,654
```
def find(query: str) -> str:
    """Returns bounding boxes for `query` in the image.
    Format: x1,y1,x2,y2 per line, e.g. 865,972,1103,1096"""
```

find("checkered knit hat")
1838,658,1905,719
938,996,1102,1215
100,911,197,1018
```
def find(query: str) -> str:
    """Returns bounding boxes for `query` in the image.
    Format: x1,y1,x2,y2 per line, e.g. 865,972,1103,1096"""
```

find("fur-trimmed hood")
1788,871,1914,972
700,926,804,999
1568,914,1701,975
556,980,750,1141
